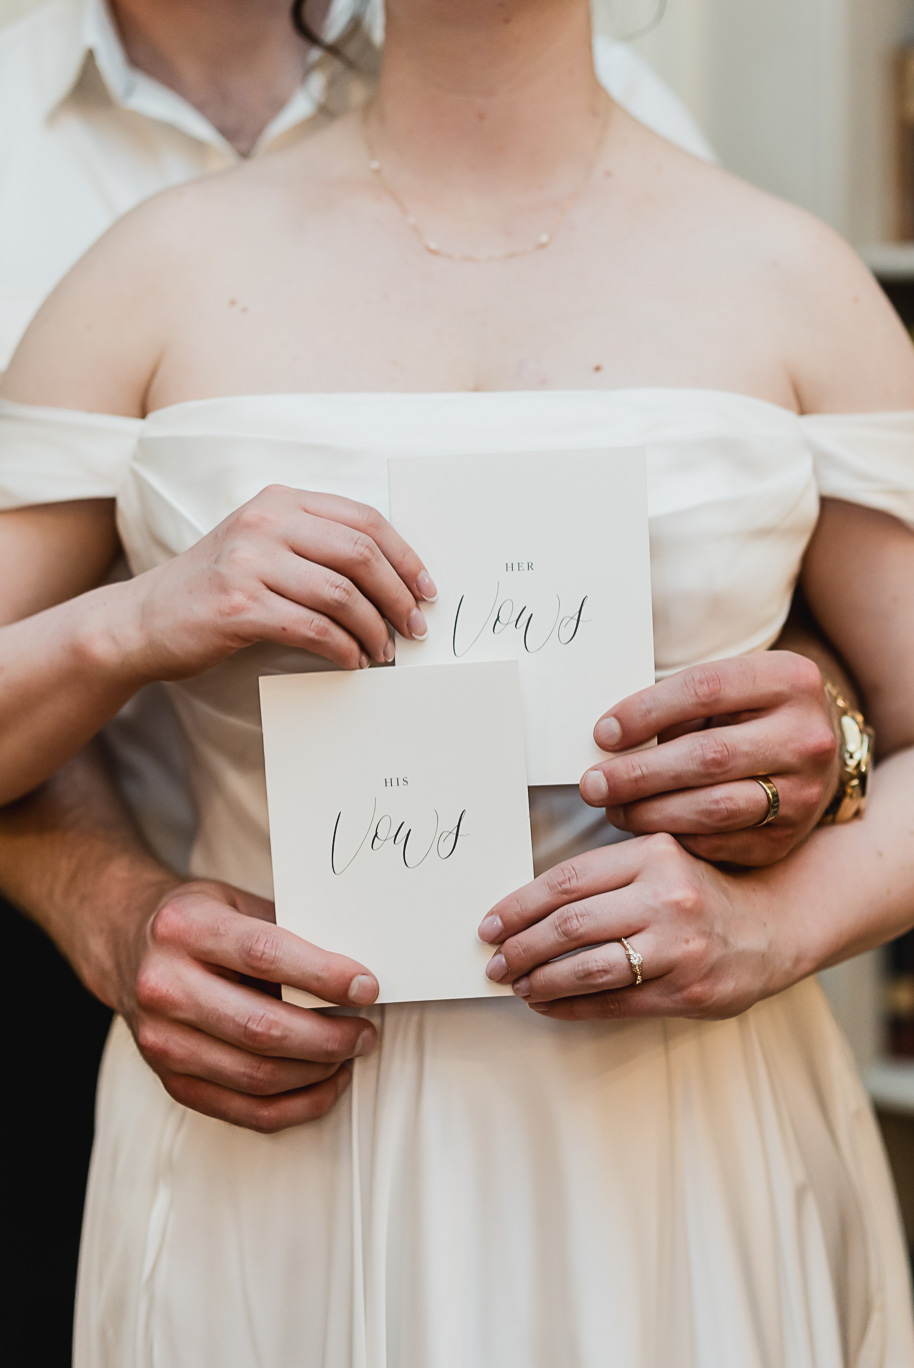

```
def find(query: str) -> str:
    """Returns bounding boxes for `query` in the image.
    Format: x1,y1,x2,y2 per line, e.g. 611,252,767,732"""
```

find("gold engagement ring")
619,936,644,986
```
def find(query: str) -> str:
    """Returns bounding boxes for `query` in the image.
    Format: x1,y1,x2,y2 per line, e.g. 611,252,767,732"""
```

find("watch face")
839,713,864,767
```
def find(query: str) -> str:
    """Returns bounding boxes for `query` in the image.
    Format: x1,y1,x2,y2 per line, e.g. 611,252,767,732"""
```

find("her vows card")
388,449,654,785
259,664,533,1006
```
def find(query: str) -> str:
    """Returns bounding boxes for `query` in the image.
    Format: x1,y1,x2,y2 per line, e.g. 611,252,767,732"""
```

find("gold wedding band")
751,776,780,828
619,936,644,986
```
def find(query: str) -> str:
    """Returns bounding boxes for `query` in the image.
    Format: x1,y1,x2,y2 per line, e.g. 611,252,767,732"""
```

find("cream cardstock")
260,663,533,1006
388,448,655,785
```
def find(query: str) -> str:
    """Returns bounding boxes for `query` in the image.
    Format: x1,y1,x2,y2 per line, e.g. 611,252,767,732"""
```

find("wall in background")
600,0,712,129
846,0,913,244
602,0,914,245
705,0,852,232
0,0,34,21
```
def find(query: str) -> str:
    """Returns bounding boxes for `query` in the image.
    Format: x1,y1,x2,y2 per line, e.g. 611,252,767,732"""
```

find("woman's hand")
119,485,437,682
478,833,798,1021
119,879,380,1132
579,653,840,867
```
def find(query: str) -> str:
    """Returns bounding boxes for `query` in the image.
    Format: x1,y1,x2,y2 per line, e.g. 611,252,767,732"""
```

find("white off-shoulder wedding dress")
1,389,913,1368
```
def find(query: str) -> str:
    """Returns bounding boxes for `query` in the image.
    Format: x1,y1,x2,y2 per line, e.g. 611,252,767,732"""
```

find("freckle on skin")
228,298,237,307
593,364,603,373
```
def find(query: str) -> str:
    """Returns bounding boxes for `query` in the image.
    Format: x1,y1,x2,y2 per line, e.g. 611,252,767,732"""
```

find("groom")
0,0,723,1354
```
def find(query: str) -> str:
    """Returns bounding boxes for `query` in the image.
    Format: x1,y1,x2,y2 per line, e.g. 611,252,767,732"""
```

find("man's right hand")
117,487,437,682
119,879,379,1133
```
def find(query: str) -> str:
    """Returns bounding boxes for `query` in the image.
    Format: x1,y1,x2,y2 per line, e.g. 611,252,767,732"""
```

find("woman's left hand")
479,833,794,1021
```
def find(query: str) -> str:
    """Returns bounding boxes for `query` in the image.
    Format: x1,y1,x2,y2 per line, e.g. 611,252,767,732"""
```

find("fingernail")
513,976,531,998
383,638,396,663
594,716,623,749
354,1028,376,1057
478,914,503,943
358,652,370,670
486,952,508,982
407,608,428,640
416,570,438,602
581,769,609,804
348,973,378,1005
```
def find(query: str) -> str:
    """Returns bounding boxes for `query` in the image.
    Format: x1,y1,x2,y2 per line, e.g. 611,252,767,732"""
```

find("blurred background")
1,0,912,1359
614,0,913,251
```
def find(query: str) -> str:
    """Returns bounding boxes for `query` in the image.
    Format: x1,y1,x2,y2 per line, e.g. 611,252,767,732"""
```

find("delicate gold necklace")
363,99,612,264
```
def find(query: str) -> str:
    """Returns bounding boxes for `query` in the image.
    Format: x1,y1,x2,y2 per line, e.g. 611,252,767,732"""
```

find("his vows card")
260,664,533,1006
388,449,654,785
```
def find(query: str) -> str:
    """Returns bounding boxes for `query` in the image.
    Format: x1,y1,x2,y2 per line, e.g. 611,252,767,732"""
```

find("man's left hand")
579,652,840,867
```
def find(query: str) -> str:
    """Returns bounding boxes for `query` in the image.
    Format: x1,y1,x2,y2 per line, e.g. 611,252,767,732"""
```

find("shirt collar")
39,0,329,155
82,0,146,108
34,0,91,118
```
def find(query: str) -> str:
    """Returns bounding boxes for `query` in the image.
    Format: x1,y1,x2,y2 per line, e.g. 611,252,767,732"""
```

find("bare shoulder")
0,174,221,415
711,171,914,414
1,114,358,414
0,147,308,414
616,113,914,412
124,113,355,235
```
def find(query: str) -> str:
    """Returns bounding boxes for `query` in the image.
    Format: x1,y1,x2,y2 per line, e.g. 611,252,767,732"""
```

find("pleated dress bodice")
1,388,912,1368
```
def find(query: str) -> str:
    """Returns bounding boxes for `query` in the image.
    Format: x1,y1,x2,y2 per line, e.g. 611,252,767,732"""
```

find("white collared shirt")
0,0,714,369
0,0,335,365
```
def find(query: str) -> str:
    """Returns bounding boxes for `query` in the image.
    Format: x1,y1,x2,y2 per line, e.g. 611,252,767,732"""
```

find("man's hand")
118,879,379,1133
0,746,380,1135
579,652,841,866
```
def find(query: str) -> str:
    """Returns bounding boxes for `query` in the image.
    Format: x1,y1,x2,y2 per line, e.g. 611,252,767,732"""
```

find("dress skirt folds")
1,389,912,1367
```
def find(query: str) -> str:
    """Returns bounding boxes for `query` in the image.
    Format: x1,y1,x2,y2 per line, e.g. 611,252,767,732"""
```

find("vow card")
388,449,654,785
260,663,533,1006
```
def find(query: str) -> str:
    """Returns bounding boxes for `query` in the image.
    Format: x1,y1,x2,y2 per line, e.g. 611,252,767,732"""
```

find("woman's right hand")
120,485,437,681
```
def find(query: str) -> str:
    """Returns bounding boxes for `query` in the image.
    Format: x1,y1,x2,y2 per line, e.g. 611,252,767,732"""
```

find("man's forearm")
0,581,149,806
751,746,914,982
774,596,860,710
0,744,181,1009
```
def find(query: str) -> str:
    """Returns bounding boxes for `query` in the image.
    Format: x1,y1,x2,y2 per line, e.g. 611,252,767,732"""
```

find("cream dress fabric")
1,389,913,1368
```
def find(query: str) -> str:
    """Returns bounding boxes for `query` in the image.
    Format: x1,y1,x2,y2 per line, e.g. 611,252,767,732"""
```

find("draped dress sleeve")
0,398,195,869
0,398,141,508
801,411,914,530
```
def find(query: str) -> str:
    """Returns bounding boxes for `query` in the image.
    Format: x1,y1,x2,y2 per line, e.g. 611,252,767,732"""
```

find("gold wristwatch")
820,682,874,825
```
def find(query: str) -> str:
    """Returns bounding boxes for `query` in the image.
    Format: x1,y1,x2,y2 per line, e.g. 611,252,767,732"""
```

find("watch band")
820,682,874,825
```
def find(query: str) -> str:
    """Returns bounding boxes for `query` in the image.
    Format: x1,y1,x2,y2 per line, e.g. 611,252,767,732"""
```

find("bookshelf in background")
840,246,914,1118
888,935,914,1060
895,45,914,243
870,54,913,337
864,243,914,343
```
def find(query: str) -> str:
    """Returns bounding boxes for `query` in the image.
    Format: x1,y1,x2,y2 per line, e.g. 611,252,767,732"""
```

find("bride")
1,0,913,1362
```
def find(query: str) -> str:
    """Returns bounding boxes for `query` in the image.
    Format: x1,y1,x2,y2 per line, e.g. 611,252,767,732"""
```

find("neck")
110,0,322,155
372,0,605,201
